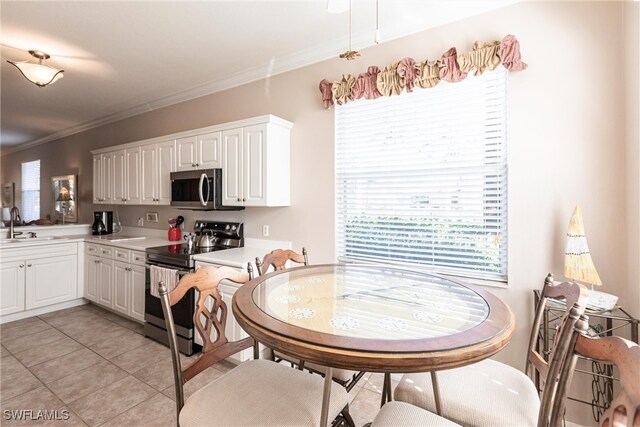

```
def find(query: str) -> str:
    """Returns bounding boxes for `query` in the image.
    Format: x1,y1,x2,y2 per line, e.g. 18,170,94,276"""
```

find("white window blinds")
21,160,40,222
335,68,508,283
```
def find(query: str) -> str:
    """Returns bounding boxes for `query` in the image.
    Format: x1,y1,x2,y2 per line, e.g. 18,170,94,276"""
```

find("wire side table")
533,290,639,423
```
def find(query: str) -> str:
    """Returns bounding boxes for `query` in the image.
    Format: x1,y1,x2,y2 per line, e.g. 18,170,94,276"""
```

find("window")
335,68,508,284
21,160,40,222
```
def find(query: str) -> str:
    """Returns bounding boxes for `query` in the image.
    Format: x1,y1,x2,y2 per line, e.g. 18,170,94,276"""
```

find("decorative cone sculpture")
564,205,602,286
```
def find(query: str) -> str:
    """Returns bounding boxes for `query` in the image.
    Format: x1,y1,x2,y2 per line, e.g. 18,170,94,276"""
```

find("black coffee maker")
92,211,113,235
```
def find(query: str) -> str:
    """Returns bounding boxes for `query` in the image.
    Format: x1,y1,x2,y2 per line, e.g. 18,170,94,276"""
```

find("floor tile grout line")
15,305,172,426
93,391,166,427
29,307,153,427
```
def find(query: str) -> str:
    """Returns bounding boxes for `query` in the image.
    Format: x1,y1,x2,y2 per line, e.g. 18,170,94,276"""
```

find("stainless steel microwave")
170,169,243,211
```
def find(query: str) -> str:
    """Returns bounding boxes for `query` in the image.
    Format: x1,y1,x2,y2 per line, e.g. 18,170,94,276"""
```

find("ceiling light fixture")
339,0,360,60
7,50,64,87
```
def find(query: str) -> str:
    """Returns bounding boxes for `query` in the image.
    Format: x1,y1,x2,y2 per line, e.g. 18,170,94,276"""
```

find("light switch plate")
146,212,159,222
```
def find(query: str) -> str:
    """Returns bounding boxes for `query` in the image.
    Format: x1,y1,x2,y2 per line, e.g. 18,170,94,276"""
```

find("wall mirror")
52,175,77,223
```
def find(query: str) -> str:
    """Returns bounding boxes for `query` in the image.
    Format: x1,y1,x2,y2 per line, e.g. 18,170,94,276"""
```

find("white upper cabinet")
92,115,291,207
111,148,141,204
176,132,221,171
176,136,197,171
221,128,243,206
198,132,222,169
222,121,291,207
141,140,175,205
125,147,141,204
93,153,113,204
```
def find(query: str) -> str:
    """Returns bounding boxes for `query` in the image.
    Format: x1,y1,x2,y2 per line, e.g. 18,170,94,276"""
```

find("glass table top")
251,264,489,341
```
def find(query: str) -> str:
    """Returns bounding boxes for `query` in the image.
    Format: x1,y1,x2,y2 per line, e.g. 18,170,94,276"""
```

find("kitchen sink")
0,236,68,245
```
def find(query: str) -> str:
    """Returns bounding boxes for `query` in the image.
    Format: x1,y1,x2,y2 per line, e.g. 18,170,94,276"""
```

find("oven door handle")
145,264,192,277
198,172,209,207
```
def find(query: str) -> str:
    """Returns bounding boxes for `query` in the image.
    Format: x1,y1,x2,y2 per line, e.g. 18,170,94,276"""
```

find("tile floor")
0,304,390,426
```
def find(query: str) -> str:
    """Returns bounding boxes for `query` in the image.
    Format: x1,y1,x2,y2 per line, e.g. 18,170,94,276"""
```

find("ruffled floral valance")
319,34,527,109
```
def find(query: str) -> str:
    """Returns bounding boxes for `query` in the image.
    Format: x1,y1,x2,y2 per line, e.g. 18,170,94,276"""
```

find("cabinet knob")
192,163,196,167
27,263,32,267
237,198,241,202
242,198,246,202
19,264,24,268
196,163,200,167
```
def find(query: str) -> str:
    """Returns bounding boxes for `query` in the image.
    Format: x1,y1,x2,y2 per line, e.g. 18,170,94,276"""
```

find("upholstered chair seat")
180,359,351,427
394,359,540,426
371,402,460,427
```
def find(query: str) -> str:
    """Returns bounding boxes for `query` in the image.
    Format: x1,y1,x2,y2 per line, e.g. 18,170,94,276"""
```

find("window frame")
334,68,509,287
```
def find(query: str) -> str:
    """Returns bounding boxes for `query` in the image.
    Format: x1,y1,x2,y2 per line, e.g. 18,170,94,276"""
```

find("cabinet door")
113,261,129,315
102,153,114,204
125,147,141,204
198,132,222,169
93,154,103,203
242,125,267,206
112,149,126,203
85,255,99,302
129,265,146,322
140,144,157,205
25,255,77,310
221,128,243,206
0,261,25,315
175,136,197,171
218,282,252,363
157,140,176,205
98,259,114,308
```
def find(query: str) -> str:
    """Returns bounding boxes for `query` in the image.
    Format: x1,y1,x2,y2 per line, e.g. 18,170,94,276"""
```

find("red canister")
168,227,181,241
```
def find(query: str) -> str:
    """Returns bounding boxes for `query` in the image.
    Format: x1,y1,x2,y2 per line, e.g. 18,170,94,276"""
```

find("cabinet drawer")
99,246,114,259
114,248,130,262
130,251,146,266
86,243,100,255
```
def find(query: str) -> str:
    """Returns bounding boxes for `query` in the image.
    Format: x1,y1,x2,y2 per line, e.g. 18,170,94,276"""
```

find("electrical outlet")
146,212,159,222
262,225,269,237
137,217,144,227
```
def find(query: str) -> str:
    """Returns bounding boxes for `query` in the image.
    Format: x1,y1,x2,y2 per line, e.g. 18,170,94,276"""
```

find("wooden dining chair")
545,313,640,427
255,247,309,275
371,304,586,427
159,265,353,427
393,273,589,426
255,248,366,392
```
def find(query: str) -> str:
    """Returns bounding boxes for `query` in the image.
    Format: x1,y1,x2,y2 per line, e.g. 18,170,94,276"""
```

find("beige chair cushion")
371,401,460,426
394,359,540,427
180,359,351,427
275,350,359,382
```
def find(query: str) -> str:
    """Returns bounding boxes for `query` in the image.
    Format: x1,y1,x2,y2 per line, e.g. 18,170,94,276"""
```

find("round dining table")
233,263,515,426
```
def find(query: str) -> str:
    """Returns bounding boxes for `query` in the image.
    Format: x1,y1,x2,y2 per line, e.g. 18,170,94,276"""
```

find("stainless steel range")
144,220,243,355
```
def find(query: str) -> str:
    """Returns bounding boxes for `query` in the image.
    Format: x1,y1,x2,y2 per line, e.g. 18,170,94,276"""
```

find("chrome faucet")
9,206,23,239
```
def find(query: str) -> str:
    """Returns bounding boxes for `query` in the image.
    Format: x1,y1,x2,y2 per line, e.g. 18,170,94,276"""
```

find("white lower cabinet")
98,258,114,308
85,244,145,322
0,260,26,316
113,261,130,315
85,255,99,302
25,256,77,310
129,265,146,322
218,281,252,363
0,242,80,318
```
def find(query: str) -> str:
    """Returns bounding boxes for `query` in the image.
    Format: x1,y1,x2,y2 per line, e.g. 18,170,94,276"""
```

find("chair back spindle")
159,266,252,418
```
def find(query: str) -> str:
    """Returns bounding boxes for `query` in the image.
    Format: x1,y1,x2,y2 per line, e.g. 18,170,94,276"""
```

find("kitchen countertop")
0,231,291,267
193,238,292,268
